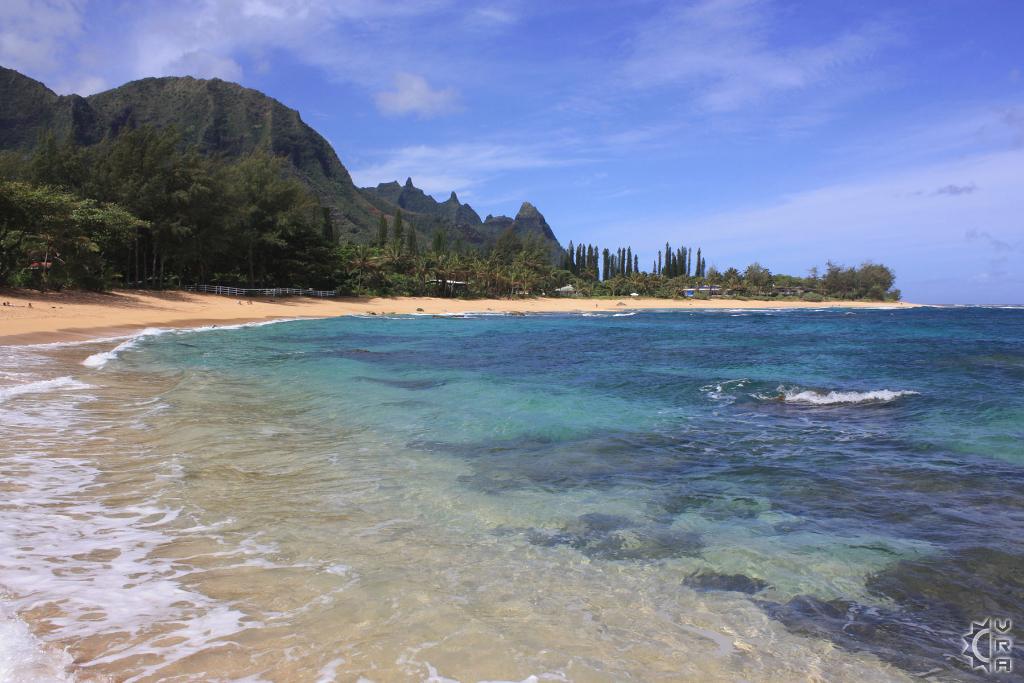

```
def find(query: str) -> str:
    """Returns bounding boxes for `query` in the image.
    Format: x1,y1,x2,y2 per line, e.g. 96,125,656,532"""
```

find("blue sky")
3,0,1023,303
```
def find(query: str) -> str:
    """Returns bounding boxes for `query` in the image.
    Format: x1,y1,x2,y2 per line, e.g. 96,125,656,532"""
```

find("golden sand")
0,289,916,344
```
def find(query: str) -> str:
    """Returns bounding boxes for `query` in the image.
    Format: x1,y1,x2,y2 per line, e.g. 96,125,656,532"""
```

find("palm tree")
350,244,379,293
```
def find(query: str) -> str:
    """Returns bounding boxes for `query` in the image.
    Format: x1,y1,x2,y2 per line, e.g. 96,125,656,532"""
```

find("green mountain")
0,66,564,254
361,178,562,257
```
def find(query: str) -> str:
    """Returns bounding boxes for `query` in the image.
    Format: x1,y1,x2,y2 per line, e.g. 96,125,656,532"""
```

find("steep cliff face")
0,67,97,148
0,68,379,238
361,179,563,257
0,66,564,253
509,202,557,242
365,177,482,230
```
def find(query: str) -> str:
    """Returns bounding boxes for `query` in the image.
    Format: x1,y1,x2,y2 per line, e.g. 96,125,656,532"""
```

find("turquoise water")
2,306,1023,680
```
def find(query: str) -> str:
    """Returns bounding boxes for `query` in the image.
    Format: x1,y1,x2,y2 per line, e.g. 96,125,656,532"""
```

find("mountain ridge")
0,66,563,255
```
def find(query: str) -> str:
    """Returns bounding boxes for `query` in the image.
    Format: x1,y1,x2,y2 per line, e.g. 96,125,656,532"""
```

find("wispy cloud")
965,228,1015,252
350,141,583,196
468,5,517,27
163,49,243,81
596,147,1024,303
374,73,459,118
130,0,449,84
25,0,462,100
0,0,84,75
620,0,896,112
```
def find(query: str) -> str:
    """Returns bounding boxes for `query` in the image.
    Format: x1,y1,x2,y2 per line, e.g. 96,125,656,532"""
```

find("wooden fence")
185,285,337,298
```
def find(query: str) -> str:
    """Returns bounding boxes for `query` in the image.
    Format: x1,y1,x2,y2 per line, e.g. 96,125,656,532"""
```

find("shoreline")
0,289,917,345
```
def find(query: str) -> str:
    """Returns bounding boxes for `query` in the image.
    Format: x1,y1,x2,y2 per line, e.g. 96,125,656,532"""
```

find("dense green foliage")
559,242,898,300
0,66,380,238
0,180,141,290
0,130,900,300
1,66,563,253
0,128,569,296
1,128,336,290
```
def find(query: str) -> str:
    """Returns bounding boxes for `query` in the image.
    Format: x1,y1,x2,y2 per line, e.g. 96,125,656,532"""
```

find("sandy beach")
0,289,916,345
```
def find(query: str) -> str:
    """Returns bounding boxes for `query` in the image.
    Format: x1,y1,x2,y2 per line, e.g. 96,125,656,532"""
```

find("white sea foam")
0,447,250,677
8,331,142,350
0,374,250,680
0,606,73,683
700,379,750,404
0,376,90,402
424,662,568,683
315,657,346,683
763,387,920,405
81,327,169,367
79,317,308,369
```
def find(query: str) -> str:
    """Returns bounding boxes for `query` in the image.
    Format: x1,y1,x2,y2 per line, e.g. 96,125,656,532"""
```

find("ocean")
1,307,1022,681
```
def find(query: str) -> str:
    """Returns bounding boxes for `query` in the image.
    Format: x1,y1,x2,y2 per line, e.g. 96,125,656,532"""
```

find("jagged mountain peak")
512,202,556,241
0,65,564,255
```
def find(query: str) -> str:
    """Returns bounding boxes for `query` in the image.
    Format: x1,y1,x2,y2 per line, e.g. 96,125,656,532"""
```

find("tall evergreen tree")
377,214,388,247
567,240,575,273
626,247,632,275
431,227,448,255
657,250,662,276
393,210,404,253
602,248,610,280
695,248,702,278
634,254,639,274
406,225,418,255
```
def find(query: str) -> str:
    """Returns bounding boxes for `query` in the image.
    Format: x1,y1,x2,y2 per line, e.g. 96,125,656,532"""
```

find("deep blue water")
124,306,1024,678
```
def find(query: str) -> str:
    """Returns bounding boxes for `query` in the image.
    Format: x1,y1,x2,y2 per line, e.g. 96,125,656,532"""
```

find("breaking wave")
81,327,169,368
80,318,306,369
758,387,920,405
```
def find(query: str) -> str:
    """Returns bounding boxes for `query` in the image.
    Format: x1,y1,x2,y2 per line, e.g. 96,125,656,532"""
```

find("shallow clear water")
2,307,1022,681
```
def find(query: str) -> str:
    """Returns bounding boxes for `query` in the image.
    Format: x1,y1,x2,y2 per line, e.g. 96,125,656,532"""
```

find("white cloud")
469,5,517,26
63,74,107,96
0,0,83,74
163,49,243,81
621,0,894,112
373,73,459,118
126,0,456,91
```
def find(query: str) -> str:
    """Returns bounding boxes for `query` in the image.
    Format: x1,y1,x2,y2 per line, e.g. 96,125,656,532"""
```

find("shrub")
801,292,824,302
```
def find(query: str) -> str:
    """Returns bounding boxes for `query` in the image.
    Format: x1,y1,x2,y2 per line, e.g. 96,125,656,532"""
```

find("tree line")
0,129,899,300
564,241,706,280
1,128,334,291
